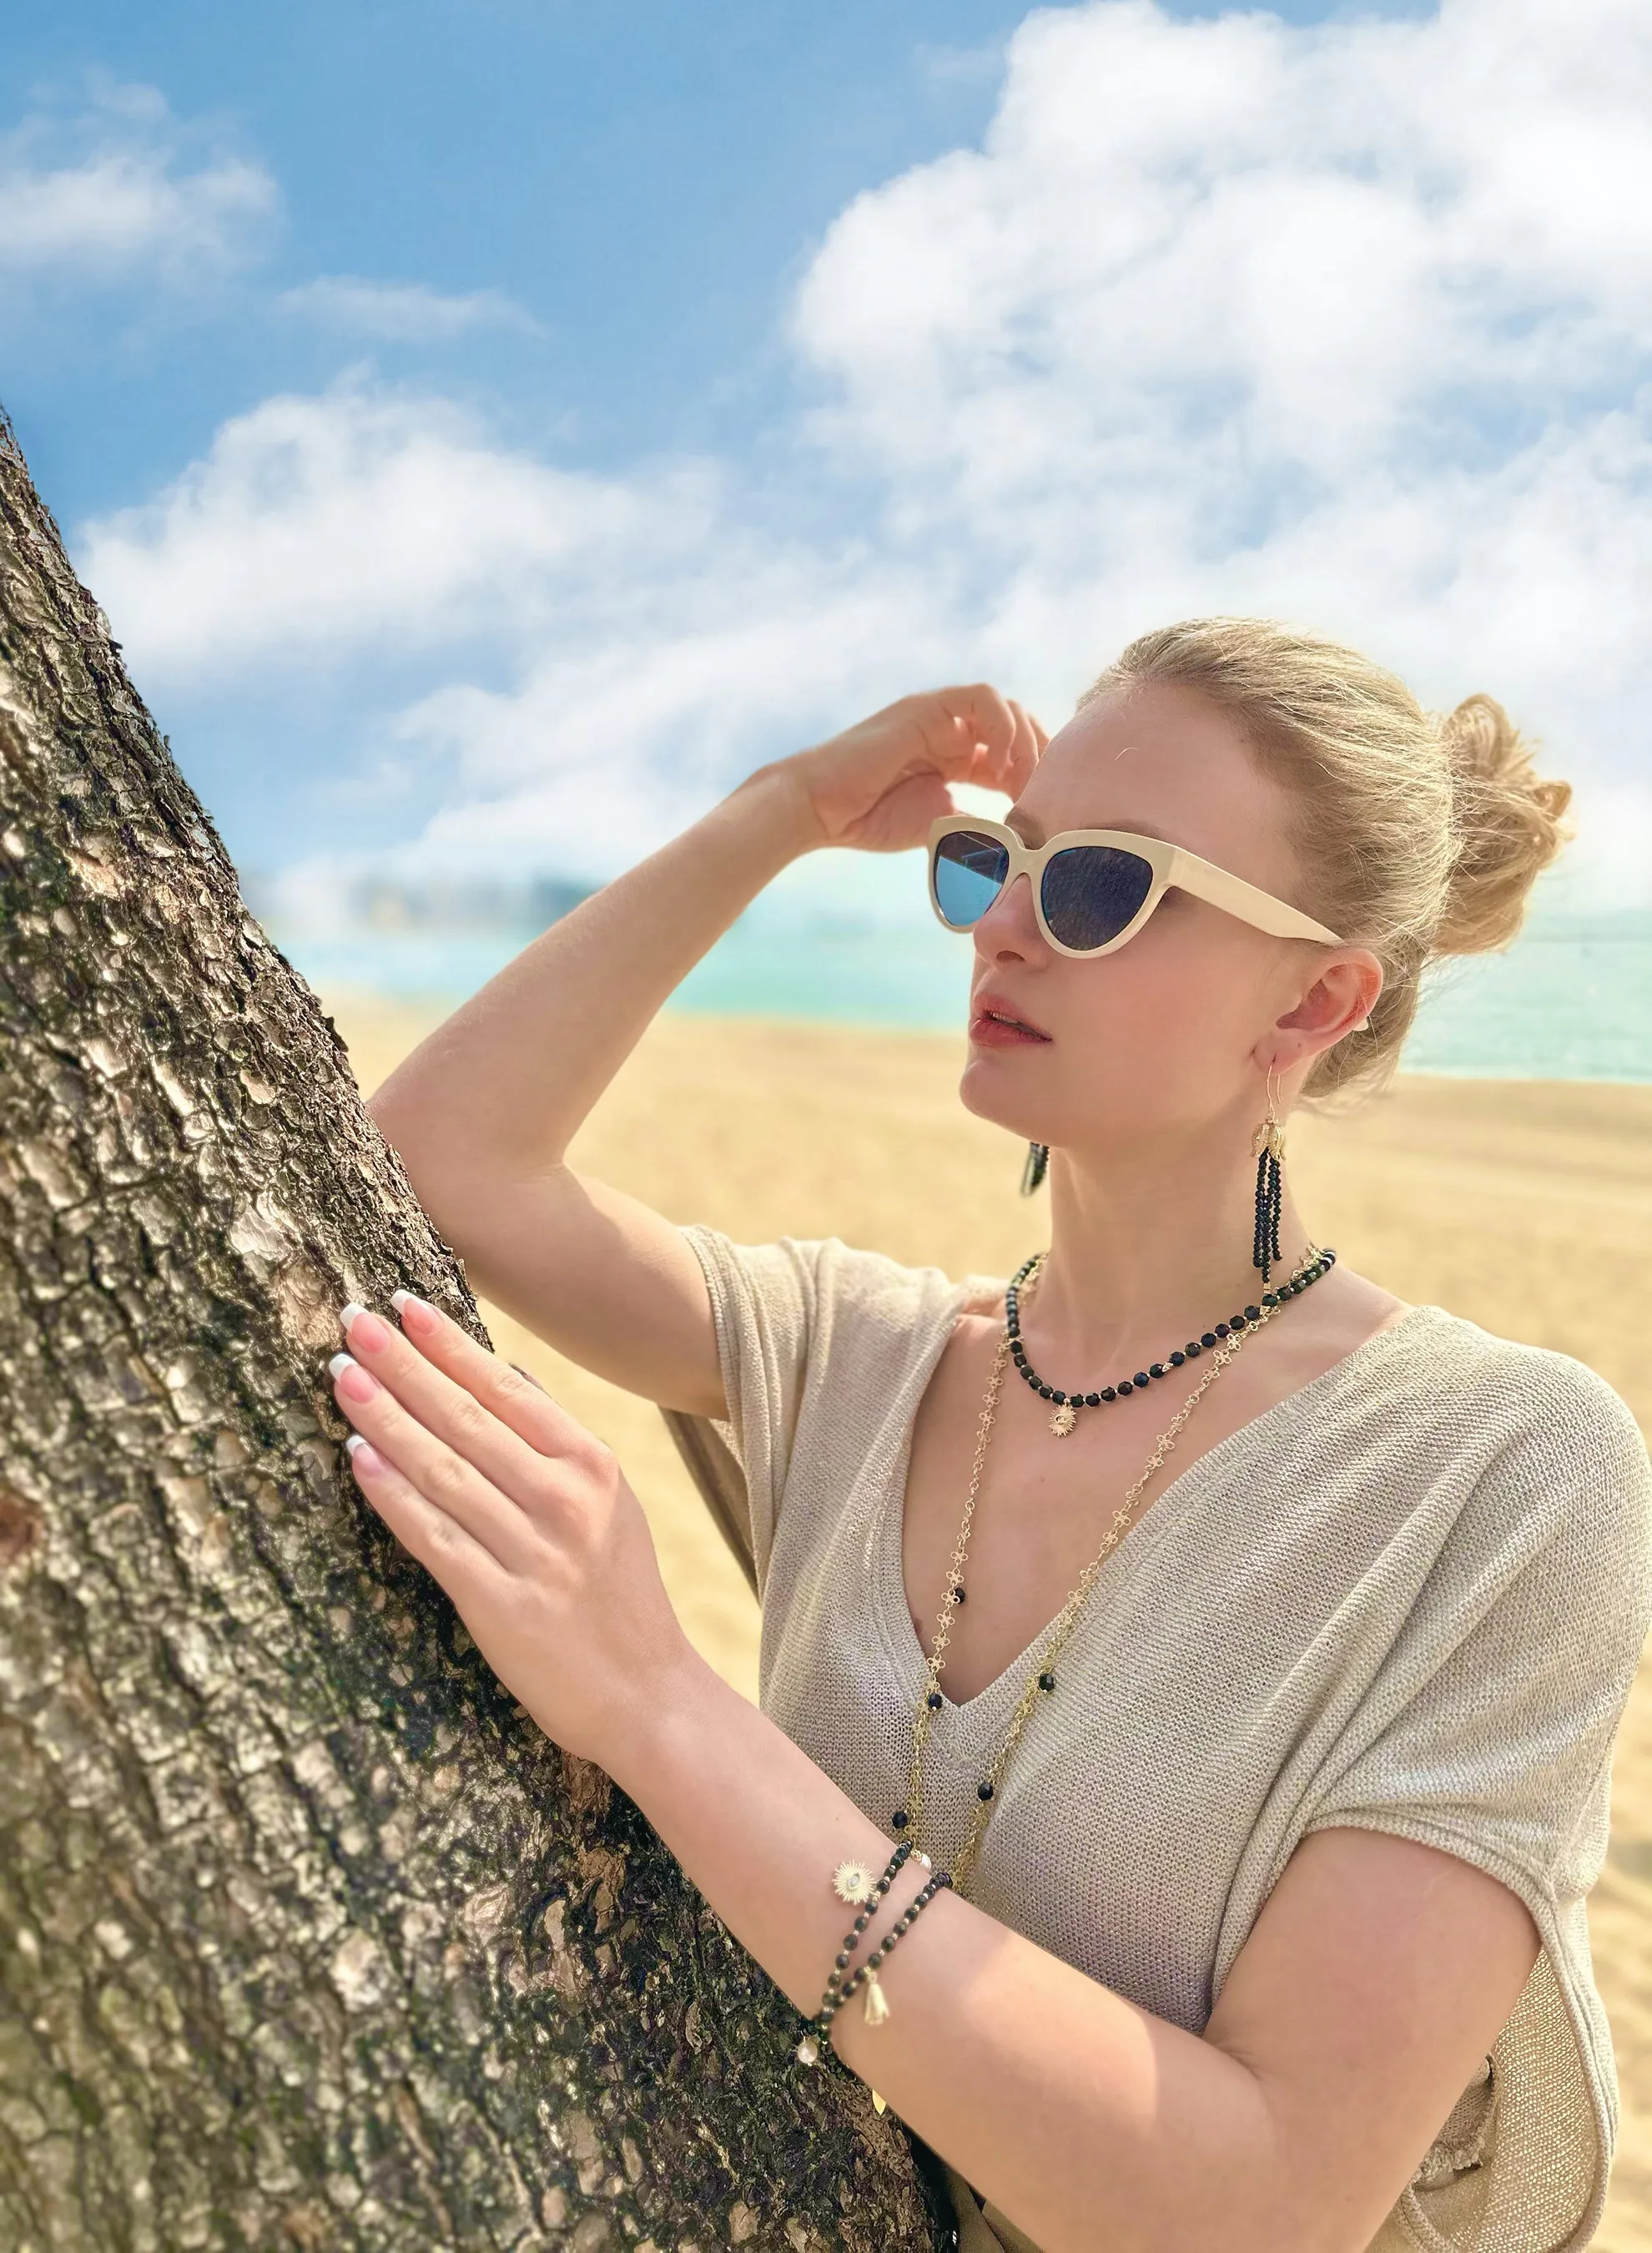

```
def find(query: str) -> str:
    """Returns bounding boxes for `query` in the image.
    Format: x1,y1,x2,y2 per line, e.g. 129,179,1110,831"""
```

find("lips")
970,991,1051,1046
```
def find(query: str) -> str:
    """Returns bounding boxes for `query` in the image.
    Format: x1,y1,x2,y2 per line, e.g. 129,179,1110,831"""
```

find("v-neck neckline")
875,1288,1439,1724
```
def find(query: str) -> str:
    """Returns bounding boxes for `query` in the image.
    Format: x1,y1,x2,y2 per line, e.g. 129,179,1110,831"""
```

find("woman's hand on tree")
327,1296,696,1770
781,686,1047,854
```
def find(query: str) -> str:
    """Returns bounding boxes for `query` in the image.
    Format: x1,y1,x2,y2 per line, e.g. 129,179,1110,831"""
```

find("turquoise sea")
279,902,1652,1083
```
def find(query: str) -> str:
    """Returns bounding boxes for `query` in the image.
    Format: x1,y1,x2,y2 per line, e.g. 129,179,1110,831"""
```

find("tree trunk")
0,409,944,2253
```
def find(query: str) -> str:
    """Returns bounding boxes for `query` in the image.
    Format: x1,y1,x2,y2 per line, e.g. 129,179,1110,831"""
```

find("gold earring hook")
1255,1062,1286,1162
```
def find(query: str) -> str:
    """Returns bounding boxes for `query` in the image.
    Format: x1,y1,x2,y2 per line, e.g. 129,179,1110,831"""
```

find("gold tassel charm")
1251,1116,1287,1175
863,1968,890,2026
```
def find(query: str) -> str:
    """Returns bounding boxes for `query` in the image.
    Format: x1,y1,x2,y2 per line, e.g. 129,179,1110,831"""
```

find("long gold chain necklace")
893,1241,1332,1897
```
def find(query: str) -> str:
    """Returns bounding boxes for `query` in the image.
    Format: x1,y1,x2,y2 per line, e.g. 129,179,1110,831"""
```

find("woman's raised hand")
783,686,1047,854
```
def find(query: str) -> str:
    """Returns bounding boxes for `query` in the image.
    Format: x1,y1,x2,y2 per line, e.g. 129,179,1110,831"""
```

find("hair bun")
1433,693,1573,956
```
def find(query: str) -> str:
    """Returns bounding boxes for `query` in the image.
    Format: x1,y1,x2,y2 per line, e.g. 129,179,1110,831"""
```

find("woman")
333,618,1651,2252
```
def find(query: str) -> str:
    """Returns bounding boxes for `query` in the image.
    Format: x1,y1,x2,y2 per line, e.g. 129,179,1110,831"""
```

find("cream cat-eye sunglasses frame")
927,813,1345,958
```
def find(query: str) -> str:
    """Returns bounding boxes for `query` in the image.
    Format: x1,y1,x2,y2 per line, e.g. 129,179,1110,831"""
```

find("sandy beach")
330,992,1652,2246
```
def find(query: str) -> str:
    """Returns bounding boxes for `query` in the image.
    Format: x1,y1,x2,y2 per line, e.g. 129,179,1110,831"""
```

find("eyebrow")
1005,809,1177,848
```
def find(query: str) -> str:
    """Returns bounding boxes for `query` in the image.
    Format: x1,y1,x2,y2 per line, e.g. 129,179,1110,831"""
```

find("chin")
957,1051,1045,1140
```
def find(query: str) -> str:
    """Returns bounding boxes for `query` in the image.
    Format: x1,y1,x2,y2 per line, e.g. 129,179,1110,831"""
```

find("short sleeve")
677,1227,822,1595
1295,1358,1652,2251
1302,1353,1652,1901
673,1224,975,1600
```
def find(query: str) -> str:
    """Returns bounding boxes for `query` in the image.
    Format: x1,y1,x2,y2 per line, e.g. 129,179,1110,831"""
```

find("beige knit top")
665,1226,1652,2253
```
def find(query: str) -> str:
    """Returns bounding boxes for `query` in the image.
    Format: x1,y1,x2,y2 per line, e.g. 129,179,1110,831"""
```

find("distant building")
349,874,591,935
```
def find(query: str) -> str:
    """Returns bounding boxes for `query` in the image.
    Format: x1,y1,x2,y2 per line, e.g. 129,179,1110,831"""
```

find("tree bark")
0,409,945,2253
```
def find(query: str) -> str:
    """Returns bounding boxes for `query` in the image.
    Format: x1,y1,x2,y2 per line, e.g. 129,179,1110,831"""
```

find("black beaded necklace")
1006,1246,1337,1436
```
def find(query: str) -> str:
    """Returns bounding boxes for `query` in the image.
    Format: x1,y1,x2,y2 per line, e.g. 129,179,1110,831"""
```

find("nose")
973,869,1044,964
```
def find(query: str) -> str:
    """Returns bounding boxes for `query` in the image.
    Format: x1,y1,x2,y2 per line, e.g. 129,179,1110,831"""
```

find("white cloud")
783,0,1652,881
0,86,274,283
83,384,954,892
73,0,1652,909
80,386,679,675
385,563,956,876
793,0,1652,509
276,276,540,342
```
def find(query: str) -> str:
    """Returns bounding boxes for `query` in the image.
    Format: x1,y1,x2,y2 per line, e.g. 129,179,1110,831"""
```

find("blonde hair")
1081,617,1574,1102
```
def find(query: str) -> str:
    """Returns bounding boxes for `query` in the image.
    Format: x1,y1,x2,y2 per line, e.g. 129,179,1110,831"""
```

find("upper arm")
1205,1825,1540,2252
375,1144,727,1422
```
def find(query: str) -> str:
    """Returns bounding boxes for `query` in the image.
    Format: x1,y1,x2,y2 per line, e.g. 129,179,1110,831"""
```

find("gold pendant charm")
1050,1402,1077,1437
863,1968,890,2026
873,2089,888,2114
833,1858,875,1904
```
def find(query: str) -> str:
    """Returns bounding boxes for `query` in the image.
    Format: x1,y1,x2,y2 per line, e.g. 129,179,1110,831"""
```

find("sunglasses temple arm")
1168,849,1344,945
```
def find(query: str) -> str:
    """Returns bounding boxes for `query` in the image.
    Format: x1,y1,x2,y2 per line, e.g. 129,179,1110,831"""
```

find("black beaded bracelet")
806,1867,953,2054
796,1843,913,2066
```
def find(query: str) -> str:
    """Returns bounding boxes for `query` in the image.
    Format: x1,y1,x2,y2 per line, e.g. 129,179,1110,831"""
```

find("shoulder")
1387,1304,1652,1587
1403,1306,1645,1468
679,1222,985,1349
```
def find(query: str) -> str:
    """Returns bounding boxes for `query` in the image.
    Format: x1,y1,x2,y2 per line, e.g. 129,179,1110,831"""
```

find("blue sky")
10,0,1434,513
5,0,1648,926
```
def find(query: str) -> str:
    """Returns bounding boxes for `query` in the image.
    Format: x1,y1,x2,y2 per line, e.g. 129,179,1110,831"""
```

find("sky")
5,0,1649,931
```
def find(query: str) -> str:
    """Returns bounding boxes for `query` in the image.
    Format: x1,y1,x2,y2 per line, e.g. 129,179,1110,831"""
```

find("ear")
1265,949,1384,1077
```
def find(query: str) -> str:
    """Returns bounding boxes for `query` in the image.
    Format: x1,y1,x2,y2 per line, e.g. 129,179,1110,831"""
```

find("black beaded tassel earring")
1020,1142,1050,1196
1251,1071,1284,1284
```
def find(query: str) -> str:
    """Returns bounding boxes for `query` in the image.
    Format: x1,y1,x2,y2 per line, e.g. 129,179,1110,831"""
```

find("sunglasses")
927,814,1343,958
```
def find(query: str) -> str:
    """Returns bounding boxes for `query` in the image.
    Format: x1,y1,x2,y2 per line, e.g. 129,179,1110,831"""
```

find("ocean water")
279,905,1652,1084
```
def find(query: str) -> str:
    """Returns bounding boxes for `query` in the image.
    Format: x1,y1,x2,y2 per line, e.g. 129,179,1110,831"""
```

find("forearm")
368,761,819,1176
597,1656,1292,2253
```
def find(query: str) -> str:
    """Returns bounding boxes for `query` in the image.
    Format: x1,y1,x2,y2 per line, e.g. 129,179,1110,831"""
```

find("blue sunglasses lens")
1041,846,1155,950
933,829,1010,926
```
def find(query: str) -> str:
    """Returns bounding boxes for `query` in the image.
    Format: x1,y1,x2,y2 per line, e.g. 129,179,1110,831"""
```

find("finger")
383,1293,600,1463
330,1353,538,1567
1005,699,1044,793
345,1432,507,1593
336,1303,573,1500
917,685,1020,776
954,683,1021,777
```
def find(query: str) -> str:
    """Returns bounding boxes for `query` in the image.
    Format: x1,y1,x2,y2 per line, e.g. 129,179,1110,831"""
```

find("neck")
1024,1127,1312,1371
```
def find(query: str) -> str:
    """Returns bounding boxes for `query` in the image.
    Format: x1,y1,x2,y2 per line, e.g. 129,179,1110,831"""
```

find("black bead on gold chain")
1004,1246,1336,1435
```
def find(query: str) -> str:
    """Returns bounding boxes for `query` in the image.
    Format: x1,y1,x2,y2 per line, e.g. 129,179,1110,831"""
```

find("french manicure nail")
391,1288,437,1333
345,1433,366,1455
340,1302,367,1329
329,1353,355,1379
346,1311,390,1353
